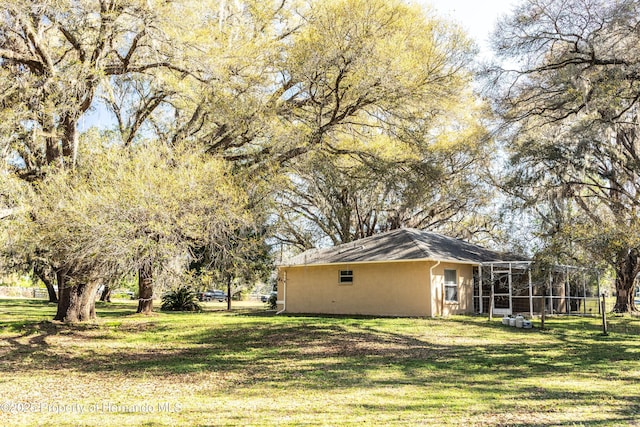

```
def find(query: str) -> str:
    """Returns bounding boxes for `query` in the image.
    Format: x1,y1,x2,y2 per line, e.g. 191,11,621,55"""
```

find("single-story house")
276,228,516,317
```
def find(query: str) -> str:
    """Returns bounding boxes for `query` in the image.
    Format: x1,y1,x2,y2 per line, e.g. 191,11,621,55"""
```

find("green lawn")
1,299,640,426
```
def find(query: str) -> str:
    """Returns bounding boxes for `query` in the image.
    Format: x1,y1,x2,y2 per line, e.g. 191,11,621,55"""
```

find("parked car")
261,291,277,303
199,290,228,302
212,290,228,302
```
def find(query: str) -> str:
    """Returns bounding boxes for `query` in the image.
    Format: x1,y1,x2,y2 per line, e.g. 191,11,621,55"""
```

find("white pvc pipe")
430,260,441,317
276,270,287,315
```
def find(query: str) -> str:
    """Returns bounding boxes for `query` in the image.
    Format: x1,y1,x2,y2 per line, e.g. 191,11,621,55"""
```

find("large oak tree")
1,0,498,320
488,0,640,312
0,0,215,319
2,142,256,321
271,0,496,248
0,0,285,320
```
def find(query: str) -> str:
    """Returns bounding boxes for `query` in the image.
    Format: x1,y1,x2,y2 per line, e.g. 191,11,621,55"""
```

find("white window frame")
444,269,458,302
339,269,353,284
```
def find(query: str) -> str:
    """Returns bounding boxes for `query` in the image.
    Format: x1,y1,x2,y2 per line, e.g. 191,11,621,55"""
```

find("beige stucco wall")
277,260,476,317
429,262,474,317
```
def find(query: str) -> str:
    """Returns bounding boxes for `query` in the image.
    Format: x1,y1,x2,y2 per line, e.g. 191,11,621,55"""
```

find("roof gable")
281,228,516,266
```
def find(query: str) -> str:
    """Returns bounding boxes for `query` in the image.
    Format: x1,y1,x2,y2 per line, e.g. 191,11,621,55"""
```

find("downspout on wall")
276,270,287,315
429,260,441,317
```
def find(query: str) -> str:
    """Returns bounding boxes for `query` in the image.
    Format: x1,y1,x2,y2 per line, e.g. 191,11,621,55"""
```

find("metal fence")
0,286,48,299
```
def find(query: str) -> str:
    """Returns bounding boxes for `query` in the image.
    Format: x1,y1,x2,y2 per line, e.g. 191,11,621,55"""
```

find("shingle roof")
280,228,519,266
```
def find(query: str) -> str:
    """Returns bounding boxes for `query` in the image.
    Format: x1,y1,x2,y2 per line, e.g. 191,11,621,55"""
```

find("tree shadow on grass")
2,311,638,378
2,308,640,423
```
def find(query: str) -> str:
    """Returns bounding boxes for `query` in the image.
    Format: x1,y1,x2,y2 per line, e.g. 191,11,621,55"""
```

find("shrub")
268,292,277,310
161,286,202,312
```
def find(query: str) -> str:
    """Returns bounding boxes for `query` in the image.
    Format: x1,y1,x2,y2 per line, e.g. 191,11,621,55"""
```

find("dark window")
339,270,353,284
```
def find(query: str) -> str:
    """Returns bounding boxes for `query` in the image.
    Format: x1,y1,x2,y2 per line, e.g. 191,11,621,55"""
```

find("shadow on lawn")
2,305,640,423
0,298,137,322
2,313,638,378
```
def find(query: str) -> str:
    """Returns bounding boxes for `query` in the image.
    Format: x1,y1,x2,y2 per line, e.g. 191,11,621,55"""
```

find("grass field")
1,298,640,426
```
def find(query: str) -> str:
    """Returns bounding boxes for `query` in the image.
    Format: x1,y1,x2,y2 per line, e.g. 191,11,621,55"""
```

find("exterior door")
492,273,512,315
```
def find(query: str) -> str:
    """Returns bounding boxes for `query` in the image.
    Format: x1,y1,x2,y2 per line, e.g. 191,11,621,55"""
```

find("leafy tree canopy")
488,0,640,311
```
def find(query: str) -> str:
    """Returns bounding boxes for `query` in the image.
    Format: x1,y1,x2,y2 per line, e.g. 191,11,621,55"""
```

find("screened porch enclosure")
472,262,604,317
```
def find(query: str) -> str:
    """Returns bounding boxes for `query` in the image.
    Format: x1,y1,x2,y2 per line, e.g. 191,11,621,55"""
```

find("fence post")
479,265,483,314
566,267,570,315
549,272,554,314
488,264,494,321
541,295,546,330
582,271,587,315
601,293,608,336
489,283,494,321
528,269,534,319
596,272,601,315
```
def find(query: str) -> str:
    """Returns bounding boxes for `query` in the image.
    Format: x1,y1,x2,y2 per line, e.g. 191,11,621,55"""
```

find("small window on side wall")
339,270,353,284
444,269,458,302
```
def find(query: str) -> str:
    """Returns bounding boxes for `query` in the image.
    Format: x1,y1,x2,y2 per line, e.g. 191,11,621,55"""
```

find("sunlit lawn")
1,298,640,426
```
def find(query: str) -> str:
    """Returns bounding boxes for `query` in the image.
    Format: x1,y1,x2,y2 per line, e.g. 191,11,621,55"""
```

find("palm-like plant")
161,286,202,312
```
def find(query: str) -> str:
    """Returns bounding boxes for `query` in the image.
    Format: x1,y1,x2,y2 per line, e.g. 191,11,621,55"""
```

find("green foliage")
2,141,258,292
161,286,202,312
276,116,495,248
272,0,494,248
0,0,210,174
0,0,497,319
0,273,34,288
488,0,640,310
188,223,273,303
267,292,277,310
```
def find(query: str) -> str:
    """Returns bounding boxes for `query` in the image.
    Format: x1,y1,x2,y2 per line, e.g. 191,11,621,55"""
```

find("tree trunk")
226,275,232,311
33,264,58,303
99,285,112,302
136,266,154,314
612,249,640,313
44,281,58,303
54,272,98,322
